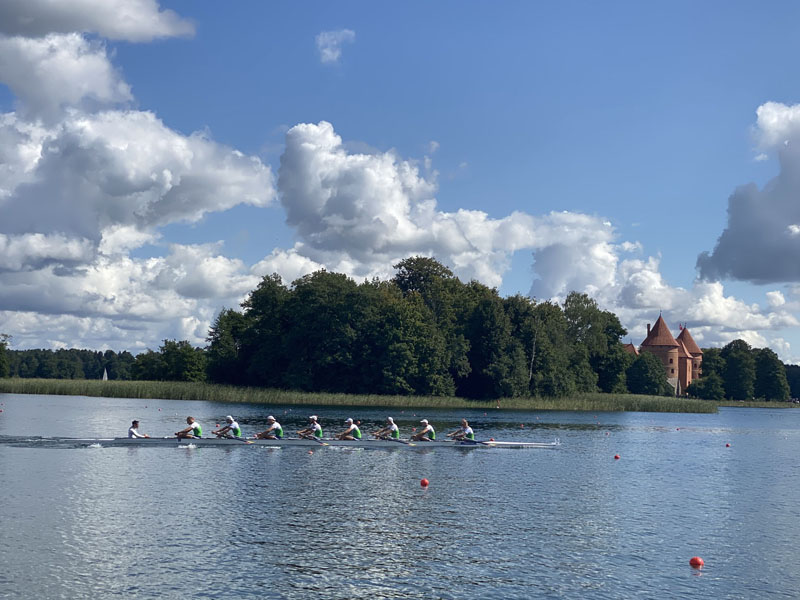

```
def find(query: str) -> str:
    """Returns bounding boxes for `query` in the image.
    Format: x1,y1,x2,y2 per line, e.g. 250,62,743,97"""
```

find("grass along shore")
0,378,720,413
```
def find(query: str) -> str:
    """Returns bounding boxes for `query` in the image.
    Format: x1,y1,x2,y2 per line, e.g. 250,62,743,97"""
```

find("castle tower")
676,326,703,392
640,315,680,394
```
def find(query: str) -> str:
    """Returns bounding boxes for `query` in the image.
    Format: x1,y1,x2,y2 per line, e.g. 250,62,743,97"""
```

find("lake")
1,393,798,599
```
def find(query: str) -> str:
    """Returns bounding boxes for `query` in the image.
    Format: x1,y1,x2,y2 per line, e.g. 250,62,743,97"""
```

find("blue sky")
1,0,799,362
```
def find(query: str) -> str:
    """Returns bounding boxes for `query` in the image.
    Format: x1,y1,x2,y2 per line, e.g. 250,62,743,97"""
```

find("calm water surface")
1,393,799,599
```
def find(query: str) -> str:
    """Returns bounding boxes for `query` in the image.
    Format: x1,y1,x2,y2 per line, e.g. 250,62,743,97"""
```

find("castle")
623,315,703,395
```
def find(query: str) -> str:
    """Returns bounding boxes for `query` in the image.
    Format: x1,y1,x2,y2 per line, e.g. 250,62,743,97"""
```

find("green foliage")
721,339,755,400
206,308,250,385
0,333,9,378
701,348,725,379
754,348,790,401
527,302,577,397
626,352,673,396
687,372,725,400
787,365,800,399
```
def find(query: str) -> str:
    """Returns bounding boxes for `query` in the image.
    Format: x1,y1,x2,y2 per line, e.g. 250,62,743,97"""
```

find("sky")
1,0,800,363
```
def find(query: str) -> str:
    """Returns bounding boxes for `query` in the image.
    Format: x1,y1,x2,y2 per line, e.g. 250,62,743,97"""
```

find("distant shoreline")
0,377,739,413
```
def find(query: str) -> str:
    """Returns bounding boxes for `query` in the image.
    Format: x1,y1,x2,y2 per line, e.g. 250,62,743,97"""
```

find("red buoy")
614,454,620,460
489,438,494,441
420,478,429,487
689,556,704,568
725,443,730,447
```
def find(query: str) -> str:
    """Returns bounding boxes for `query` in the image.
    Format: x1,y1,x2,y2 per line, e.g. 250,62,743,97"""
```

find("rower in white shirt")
297,415,323,439
254,416,283,439
128,420,150,439
372,417,400,440
447,418,475,441
411,419,436,441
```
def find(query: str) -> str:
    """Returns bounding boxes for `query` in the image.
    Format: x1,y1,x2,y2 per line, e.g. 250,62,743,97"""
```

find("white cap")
420,419,428,424
267,415,275,421
345,418,353,423
225,415,233,421
387,417,394,423
309,415,318,421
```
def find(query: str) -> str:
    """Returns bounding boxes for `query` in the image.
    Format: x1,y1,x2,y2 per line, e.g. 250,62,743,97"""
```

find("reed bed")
0,378,719,413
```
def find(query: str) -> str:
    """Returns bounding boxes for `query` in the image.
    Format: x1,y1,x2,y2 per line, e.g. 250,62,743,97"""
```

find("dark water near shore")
1,393,799,599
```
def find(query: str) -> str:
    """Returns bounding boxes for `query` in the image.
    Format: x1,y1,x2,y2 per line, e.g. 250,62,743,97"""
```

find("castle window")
669,358,673,364
671,369,674,374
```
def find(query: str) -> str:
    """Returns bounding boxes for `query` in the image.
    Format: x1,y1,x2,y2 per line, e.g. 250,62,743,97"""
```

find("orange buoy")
614,454,620,460
420,478,429,487
689,556,704,568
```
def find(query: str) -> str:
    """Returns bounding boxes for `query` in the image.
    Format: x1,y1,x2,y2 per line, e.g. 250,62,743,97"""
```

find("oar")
455,438,491,446
299,434,329,446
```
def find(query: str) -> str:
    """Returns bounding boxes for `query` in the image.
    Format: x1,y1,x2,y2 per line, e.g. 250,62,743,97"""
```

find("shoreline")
0,378,729,413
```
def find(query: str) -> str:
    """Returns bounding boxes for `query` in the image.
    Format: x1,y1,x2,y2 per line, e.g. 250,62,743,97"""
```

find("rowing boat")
20,437,561,449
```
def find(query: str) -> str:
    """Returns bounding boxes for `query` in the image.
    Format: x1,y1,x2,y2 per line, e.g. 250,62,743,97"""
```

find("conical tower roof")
641,315,679,347
676,327,702,355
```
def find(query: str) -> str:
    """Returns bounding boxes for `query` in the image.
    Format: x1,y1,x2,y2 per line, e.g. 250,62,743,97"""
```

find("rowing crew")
128,416,476,442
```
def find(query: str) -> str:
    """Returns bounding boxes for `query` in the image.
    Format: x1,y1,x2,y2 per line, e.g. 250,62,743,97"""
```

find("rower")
254,416,283,439
372,417,400,440
447,418,475,441
336,418,361,440
175,416,202,439
411,419,435,441
297,415,323,439
128,420,150,439
212,415,241,438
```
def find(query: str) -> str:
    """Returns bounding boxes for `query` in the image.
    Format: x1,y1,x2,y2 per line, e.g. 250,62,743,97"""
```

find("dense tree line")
204,257,665,399
687,340,792,401
5,348,136,380
1,257,797,401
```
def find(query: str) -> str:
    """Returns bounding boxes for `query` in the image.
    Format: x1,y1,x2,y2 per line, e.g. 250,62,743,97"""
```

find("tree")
0,334,9,378
626,352,672,396
701,348,725,379
393,257,471,386
353,281,452,396
754,348,790,401
239,273,289,387
563,292,627,392
160,340,207,382
527,302,578,397
206,308,250,384
132,350,164,380
458,283,527,399
787,364,800,400
687,372,725,400
721,340,755,400
282,270,360,392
